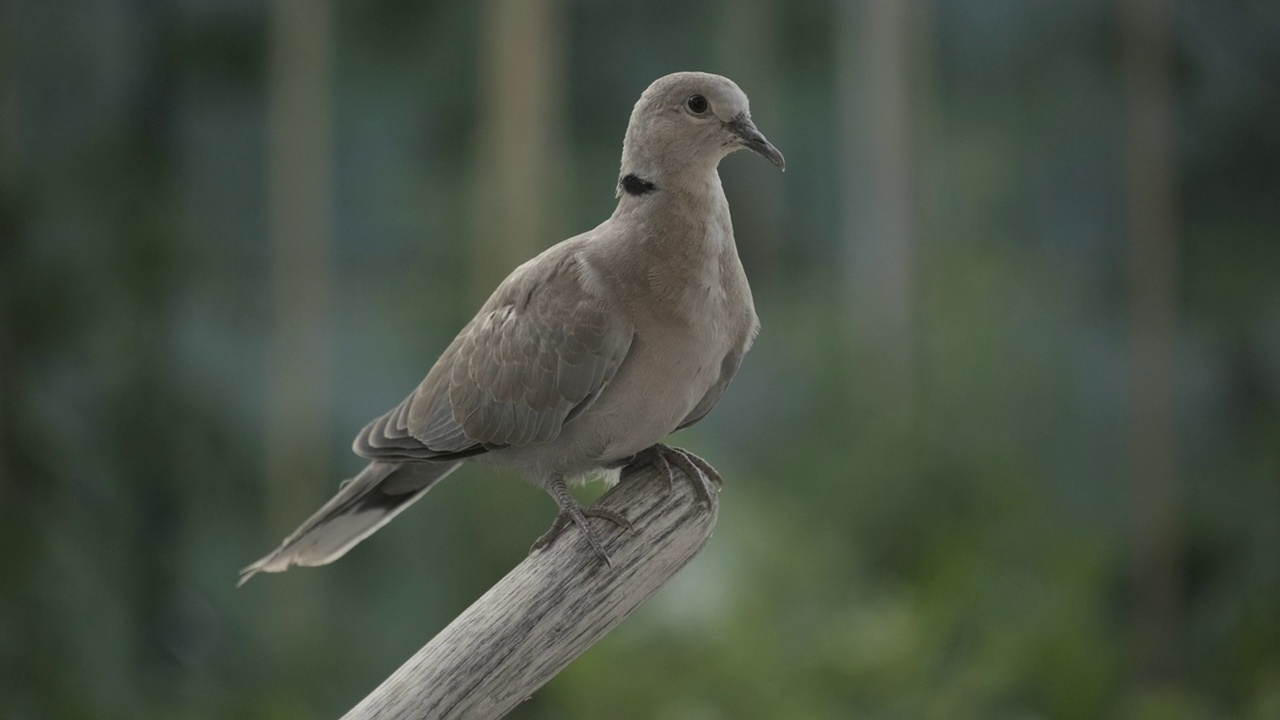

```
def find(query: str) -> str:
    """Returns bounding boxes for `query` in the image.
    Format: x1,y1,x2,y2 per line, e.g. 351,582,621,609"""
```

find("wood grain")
342,464,719,719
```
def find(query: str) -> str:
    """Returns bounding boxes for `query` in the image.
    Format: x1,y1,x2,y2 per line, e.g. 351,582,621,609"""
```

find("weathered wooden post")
343,464,719,719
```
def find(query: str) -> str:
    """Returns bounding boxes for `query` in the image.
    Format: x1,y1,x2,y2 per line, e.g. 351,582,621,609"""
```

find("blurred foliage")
2,0,1279,718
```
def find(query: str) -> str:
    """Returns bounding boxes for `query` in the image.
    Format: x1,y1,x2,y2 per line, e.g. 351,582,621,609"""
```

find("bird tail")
238,460,461,586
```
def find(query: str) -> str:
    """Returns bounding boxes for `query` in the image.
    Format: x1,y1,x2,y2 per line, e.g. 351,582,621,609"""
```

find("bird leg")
530,474,633,566
618,443,721,506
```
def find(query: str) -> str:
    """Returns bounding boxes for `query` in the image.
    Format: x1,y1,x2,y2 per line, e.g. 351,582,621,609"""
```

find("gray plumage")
240,71,784,584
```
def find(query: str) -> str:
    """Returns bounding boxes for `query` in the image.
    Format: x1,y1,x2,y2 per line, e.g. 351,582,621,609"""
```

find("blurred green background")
3,0,1279,717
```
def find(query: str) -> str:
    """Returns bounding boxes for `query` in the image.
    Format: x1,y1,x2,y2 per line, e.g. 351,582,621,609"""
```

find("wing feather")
353,250,633,461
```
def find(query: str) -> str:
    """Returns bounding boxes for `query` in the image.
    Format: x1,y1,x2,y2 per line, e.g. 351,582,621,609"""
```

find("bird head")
619,72,784,196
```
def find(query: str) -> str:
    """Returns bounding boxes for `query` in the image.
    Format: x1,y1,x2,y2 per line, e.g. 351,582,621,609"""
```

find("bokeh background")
3,0,1279,717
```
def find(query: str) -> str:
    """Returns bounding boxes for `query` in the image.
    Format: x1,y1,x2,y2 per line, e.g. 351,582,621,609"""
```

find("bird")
239,71,784,585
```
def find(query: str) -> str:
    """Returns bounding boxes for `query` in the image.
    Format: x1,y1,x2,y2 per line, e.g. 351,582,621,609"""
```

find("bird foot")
621,443,721,506
531,477,633,566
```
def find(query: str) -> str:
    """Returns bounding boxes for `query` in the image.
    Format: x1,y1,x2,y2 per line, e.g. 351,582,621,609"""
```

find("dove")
240,71,784,584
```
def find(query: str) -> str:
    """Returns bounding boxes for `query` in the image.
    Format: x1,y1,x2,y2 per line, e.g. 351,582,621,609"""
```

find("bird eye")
686,94,709,115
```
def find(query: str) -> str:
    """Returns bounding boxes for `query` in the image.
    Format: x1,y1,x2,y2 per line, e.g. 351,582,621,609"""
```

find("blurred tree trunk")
263,0,334,653
472,0,563,306
715,0,784,295
837,0,926,426
0,0,15,493
1120,0,1182,683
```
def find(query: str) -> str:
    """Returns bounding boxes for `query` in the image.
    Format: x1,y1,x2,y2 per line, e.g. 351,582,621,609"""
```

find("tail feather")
238,460,460,586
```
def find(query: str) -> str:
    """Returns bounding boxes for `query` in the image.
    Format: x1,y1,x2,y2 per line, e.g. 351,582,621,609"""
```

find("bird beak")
728,115,786,171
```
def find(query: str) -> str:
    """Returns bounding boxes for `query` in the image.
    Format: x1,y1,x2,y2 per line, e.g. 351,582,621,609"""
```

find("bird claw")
531,444,719,565
531,478,633,566
623,443,721,507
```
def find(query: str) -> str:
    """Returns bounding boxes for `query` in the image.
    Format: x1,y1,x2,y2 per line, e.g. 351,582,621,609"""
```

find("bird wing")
354,250,634,461
674,348,745,432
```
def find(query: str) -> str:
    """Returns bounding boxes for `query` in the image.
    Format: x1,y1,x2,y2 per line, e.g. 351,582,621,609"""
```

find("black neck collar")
620,173,657,196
